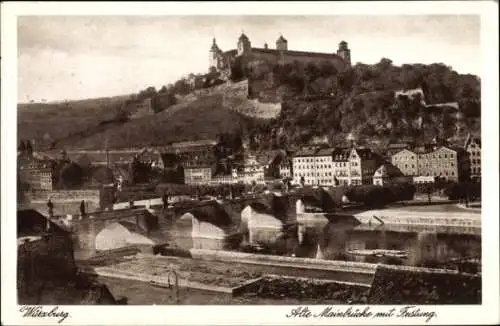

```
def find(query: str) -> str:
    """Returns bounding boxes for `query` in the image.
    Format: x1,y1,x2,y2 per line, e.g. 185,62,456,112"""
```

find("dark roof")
252,47,344,61
294,148,319,157
277,35,287,43
316,148,336,156
239,33,249,42
332,148,351,161
353,148,375,159
374,163,404,178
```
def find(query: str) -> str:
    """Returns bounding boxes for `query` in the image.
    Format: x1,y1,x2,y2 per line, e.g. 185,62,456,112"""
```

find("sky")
18,15,481,103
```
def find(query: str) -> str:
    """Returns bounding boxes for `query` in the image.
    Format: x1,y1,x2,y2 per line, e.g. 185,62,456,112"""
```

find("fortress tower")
276,35,288,51
336,41,351,67
237,33,252,56
209,37,223,70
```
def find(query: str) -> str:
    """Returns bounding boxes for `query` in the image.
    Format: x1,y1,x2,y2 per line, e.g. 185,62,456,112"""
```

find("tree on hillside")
173,78,191,95
59,162,84,189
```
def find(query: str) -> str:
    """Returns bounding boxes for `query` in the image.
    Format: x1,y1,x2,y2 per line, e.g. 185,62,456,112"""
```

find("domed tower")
276,35,288,51
209,37,223,70
237,33,252,56
337,41,351,67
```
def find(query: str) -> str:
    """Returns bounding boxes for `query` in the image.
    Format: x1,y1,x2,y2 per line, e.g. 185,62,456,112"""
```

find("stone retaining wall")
354,209,481,227
27,190,100,202
368,264,481,304
189,249,378,275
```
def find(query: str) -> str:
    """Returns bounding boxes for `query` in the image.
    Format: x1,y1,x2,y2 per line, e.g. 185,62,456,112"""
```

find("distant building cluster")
18,135,480,194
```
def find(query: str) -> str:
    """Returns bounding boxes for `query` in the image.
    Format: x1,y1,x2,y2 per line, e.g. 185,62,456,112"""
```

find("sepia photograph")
2,1,499,325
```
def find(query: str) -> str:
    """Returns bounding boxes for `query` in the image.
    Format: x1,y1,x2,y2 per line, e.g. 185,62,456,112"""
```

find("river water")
164,217,481,269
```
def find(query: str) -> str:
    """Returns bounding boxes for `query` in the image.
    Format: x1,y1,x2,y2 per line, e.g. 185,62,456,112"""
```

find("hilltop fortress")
209,33,352,75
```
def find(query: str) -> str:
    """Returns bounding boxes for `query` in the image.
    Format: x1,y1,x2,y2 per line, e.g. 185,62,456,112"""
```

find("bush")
443,182,481,201
344,183,415,207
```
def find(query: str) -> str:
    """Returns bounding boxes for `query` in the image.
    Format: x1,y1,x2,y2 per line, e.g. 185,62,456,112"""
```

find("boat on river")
345,249,408,258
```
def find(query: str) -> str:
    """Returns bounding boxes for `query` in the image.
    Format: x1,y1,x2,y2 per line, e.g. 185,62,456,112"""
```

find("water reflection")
170,219,481,268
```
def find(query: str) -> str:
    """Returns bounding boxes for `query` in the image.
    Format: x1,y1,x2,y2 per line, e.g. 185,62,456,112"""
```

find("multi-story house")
293,147,378,186
392,145,470,183
313,148,336,186
18,153,54,191
278,157,293,180
416,146,469,182
183,163,216,185
292,147,321,186
464,137,481,182
241,155,265,184
332,148,350,186
392,149,418,176
347,148,378,186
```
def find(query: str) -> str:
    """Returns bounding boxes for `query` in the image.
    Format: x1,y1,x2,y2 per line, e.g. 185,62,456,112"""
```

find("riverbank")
80,251,480,305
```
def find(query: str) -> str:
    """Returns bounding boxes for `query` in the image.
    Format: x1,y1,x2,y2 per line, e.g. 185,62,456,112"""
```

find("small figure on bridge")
47,198,54,217
129,199,134,209
162,193,169,210
80,200,86,217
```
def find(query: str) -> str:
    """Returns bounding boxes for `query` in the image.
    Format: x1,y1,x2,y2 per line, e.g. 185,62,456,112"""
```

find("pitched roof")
352,148,375,160
238,33,250,42
277,35,287,43
374,163,404,178
316,148,336,156
252,47,344,61
294,148,319,157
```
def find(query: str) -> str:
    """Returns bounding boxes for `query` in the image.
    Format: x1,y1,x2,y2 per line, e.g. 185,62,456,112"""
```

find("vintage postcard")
1,1,499,325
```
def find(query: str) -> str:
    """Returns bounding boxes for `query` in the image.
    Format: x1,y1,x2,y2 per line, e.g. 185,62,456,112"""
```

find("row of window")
471,167,482,174
295,162,349,170
295,157,332,163
468,151,480,157
394,153,455,161
471,159,481,165
396,161,456,169
422,171,455,177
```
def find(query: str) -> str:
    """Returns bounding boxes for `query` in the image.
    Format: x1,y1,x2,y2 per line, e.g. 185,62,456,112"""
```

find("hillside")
17,81,279,150
53,94,268,150
243,59,481,150
18,95,130,146
18,58,481,152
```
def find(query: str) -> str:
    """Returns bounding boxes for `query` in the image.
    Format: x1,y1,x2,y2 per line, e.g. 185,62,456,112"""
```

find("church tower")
209,37,222,70
237,33,251,56
276,35,288,51
336,41,351,67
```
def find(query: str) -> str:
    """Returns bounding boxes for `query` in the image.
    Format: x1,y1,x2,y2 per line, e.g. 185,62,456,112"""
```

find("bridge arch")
95,221,154,251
